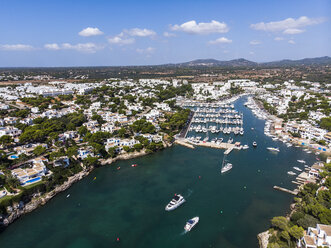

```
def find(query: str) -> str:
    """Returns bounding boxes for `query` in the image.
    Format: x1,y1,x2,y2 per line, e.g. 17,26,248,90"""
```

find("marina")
0,96,320,248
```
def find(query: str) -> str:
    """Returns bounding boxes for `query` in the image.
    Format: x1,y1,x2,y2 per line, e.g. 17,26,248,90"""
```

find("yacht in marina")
221,154,233,173
287,171,296,176
297,160,306,164
242,145,249,149
165,194,185,211
267,147,280,152
184,217,199,232
293,167,302,172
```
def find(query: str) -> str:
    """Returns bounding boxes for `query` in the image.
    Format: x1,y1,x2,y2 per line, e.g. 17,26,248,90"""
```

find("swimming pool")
24,177,41,185
9,155,19,159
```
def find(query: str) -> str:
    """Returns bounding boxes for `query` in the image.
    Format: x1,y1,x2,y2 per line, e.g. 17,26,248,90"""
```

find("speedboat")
293,167,302,172
297,160,306,164
242,145,249,149
287,171,296,176
221,162,233,173
184,217,199,232
240,130,244,135
165,194,185,211
252,141,257,147
267,147,280,152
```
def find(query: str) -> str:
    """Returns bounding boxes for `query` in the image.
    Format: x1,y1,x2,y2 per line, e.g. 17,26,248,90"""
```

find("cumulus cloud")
0,44,34,51
274,37,284,41
250,40,261,45
124,28,156,37
288,40,295,44
163,31,176,37
208,37,232,44
44,43,60,50
79,27,103,37
250,16,325,34
44,43,102,53
108,36,135,45
170,20,229,35
136,47,155,54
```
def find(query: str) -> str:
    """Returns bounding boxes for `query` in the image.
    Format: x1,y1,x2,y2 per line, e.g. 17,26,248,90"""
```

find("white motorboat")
242,145,249,149
165,194,185,211
267,147,280,152
287,171,296,176
297,160,306,164
293,167,302,172
184,217,199,232
252,141,257,147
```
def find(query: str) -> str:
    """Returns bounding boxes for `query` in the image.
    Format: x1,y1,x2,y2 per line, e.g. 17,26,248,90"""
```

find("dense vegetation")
267,163,331,248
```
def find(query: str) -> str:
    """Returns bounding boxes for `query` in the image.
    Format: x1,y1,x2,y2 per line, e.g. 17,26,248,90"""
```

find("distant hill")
261,56,331,66
173,56,331,67
177,58,257,67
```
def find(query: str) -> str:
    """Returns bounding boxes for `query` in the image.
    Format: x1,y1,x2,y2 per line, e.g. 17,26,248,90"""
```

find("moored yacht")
252,141,257,147
165,194,185,211
293,167,302,172
267,147,280,152
287,171,296,176
297,160,306,164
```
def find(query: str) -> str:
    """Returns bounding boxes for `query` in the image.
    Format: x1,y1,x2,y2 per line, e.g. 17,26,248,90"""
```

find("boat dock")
273,186,299,195
174,139,195,149
224,147,234,155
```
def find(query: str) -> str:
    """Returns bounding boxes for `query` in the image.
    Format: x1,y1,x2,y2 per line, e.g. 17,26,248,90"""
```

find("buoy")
220,210,223,214
258,169,261,173
244,186,247,189
198,176,201,179
116,237,120,242
117,167,121,170
93,177,96,180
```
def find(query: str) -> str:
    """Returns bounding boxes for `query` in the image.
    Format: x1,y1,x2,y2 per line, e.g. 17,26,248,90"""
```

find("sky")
0,0,330,67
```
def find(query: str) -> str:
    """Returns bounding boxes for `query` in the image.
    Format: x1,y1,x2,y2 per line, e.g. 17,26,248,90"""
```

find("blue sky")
0,0,330,66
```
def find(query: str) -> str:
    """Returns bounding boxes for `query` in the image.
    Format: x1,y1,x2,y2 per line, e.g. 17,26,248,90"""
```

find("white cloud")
79,27,103,37
208,37,232,44
274,37,284,41
163,31,176,37
170,20,229,35
250,16,325,34
44,43,102,53
250,40,261,45
0,44,34,51
288,40,295,44
283,28,305,34
124,28,156,37
249,51,255,55
44,43,60,50
136,47,155,54
108,36,135,45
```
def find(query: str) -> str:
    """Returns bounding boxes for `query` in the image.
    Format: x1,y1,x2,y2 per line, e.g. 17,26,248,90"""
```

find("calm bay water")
0,97,317,248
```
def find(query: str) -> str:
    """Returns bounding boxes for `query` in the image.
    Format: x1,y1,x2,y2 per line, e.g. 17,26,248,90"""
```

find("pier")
273,186,298,195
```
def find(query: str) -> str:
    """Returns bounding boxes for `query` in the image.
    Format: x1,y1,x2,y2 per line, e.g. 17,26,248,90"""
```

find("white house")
298,224,331,248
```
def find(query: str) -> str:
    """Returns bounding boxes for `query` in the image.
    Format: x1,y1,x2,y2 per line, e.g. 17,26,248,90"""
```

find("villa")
298,224,331,248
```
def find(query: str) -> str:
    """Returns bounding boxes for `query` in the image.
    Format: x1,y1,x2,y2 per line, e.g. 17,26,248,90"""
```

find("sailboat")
221,154,233,173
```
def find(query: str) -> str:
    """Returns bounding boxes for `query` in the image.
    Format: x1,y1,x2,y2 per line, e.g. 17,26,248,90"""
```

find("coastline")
0,142,173,230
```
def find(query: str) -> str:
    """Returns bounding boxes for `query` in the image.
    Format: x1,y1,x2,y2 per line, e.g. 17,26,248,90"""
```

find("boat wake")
180,230,188,235
186,189,193,198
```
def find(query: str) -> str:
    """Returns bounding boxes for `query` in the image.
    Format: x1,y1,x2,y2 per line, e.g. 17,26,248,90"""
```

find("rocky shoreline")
0,143,173,230
257,231,270,248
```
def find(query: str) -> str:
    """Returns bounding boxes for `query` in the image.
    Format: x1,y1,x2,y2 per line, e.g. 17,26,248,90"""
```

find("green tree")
33,145,46,156
288,225,304,239
0,135,13,147
271,216,289,231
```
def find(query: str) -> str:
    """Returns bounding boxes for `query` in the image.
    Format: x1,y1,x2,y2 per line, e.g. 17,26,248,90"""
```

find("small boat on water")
287,171,296,176
293,167,302,172
184,217,199,232
221,154,233,173
131,164,138,167
242,145,249,150
252,141,257,147
267,147,280,152
297,160,306,164
165,194,185,211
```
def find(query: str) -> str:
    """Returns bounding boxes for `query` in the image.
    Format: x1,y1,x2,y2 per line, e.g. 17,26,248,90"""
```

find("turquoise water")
0,97,317,248
23,177,41,185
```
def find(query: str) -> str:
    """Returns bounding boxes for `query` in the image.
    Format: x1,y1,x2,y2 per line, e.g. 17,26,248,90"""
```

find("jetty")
174,139,195,149
273,186,298,195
